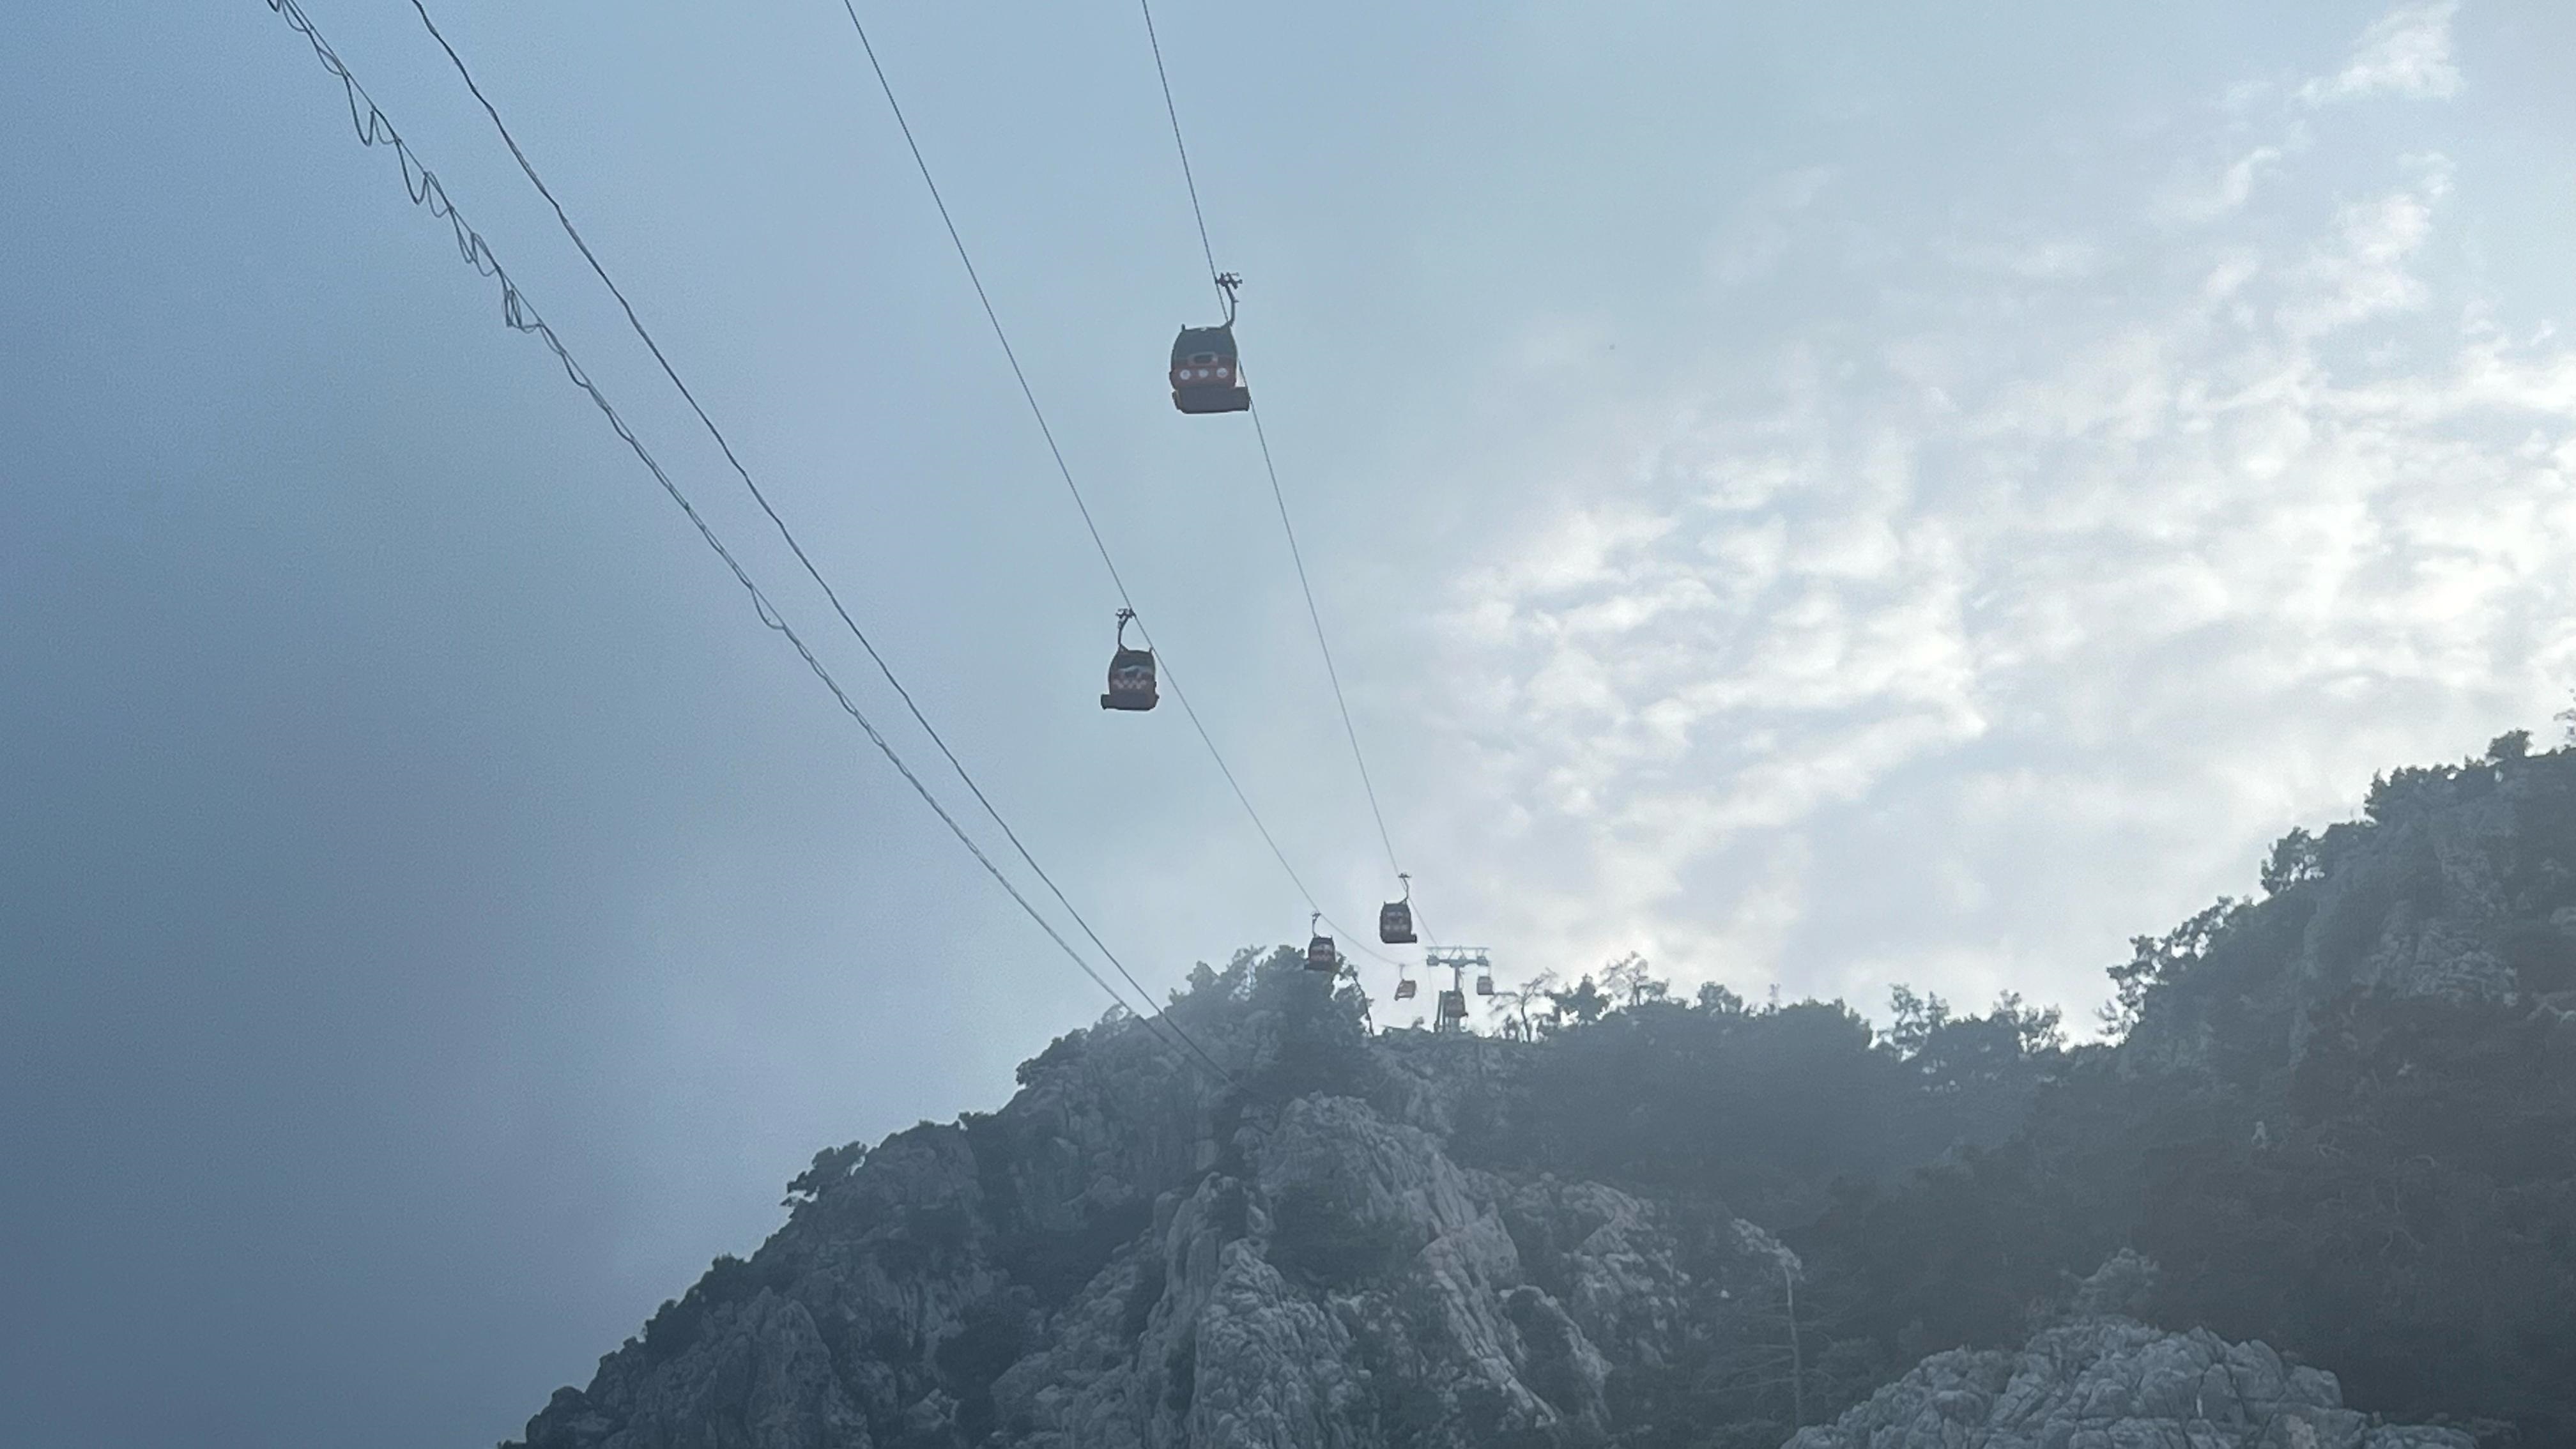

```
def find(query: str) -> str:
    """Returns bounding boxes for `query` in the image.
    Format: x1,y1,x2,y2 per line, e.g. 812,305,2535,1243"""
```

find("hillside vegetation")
509,735,2576,1449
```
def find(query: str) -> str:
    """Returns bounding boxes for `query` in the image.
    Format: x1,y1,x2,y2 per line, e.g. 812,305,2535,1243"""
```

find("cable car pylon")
1424,947,1492,1032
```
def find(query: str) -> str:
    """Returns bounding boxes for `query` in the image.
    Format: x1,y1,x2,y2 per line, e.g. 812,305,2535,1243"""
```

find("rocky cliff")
511,960,1798,1449
507,740,2576,1449
2119,740,2576,1085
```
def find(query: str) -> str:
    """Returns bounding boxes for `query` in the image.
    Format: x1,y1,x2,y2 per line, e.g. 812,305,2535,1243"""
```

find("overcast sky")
8,2,2576,1445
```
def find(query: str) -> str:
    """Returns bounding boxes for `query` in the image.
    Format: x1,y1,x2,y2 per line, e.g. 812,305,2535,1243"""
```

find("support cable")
1137,0,1220,292
834,0,1401,967
1251,402,1404,885
403,0,1238,1082
1131,0,1422,937
258,0,1232,1085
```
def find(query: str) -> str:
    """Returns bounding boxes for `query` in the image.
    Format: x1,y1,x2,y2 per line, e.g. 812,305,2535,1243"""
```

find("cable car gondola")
1305,912,1338,974
1393,963,1418,1001
1170,273,1250,415
1100,608,1157,711
1379,873,1417,945
1475,967,1495,997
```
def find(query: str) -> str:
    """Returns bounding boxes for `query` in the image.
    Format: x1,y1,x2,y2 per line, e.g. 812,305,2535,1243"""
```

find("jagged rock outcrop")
1498,1176,1694,1370
509,961,1784,1449
1785,1315,2474,1449
538,1289,868,1449
2122,749,2576,1082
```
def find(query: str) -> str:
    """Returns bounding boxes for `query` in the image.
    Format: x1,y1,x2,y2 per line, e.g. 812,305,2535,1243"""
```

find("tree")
1169,959,1223,1005
1901,995,2066,1130
1698,981,1748,1016
1489,972,1557,1039
1599,953,1667,1009
1990,992,2066,1055
2259,827,2322,895
1885,985,1951,1059
2100,897,2241,1037
1547,974,1611,1025
2364,763,2464,824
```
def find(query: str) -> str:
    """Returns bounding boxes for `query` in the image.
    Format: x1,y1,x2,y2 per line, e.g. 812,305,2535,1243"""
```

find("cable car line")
835,1,1136,610
1135,0,1220,295
257,0,1233,1087
1132,0,1430,945
1250,402,1406,887
400,0,1239,1081
834,1,1406,969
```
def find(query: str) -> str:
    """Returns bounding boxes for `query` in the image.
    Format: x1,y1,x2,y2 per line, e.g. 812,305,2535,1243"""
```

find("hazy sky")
8,2,2576,1445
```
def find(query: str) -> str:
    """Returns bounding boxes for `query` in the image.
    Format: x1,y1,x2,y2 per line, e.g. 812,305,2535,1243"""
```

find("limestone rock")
2122,757,2576,1082
1783,1317,2474,1449
519,1290,870,1449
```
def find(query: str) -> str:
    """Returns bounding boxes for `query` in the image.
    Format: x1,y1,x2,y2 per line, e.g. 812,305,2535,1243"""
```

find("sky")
6,1,2576,1445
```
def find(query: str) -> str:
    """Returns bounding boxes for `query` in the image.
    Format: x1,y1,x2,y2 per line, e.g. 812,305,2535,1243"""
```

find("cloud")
2297,1,2462,105
2154,144,2287,226
1424,28,2576,1024
2277,157,2450,339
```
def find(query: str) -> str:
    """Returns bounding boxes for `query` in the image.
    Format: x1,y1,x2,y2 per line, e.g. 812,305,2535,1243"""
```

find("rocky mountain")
512,965,1805,1449
505,737,2576,1449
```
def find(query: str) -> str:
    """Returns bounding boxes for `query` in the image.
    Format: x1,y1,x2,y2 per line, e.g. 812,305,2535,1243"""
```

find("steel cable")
1131,0,1425,940
834,1,1404,969
257,0,1234,1085
403,0,1237,1084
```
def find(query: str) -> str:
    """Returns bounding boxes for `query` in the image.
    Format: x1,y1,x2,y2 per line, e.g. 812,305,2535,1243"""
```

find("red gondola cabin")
1380,873,1417,944
1170,324,1250,414
1305,919,1338,973
1379,899,1416,945
1101,608,1157,711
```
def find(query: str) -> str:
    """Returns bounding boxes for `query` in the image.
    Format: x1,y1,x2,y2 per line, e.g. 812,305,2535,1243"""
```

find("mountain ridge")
507,735,2576,1448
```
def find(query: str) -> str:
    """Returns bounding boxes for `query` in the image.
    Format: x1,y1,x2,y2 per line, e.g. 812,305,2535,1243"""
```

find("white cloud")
1420,29,2576,1024
2154,144,2286,226
2278,158,2451,339
2298,1,2462,105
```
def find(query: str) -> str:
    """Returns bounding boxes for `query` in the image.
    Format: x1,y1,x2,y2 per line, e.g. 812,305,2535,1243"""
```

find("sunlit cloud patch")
1428,1,2576,1023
